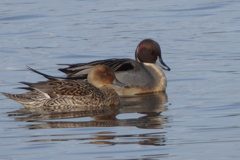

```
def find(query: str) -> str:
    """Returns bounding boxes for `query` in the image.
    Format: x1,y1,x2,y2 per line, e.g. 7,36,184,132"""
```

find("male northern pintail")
3,65,125,109
59,39,171,95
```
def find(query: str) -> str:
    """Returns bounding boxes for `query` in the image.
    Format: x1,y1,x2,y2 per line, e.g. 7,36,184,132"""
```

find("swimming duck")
3,65,125,109
59,39,171,95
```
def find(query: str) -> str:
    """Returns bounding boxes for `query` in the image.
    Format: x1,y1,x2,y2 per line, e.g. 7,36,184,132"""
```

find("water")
1,0,240,159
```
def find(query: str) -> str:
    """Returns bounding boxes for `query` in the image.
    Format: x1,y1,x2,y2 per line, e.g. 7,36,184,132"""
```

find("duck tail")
26,66,65,81
26,66,55,80
2,92,21,101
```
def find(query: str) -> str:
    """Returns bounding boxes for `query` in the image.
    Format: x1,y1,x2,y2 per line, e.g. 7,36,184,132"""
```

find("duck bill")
157,57,171,71
113,78,129,88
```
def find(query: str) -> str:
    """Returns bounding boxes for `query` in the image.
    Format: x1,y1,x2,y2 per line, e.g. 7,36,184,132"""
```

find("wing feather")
58,59,134,78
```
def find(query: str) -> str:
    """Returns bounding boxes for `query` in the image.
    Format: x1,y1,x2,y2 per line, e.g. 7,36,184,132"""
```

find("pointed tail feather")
2,92,12,99
2,92,44,108
26,66,65,81
2,92,21,101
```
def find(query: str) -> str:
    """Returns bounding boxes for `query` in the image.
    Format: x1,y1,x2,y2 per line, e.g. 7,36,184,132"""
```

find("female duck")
3,65,125,109
59,39,171,95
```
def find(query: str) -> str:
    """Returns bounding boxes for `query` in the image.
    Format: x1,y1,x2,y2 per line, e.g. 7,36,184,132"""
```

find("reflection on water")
28,131,166,147
8,92,168,130
82,131,166,147
6,92,168,149
120,91,168,114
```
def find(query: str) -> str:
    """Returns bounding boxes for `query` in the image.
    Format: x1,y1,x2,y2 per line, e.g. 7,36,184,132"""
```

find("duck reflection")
28,131,166,147
8,92,168,147
8,91,168,130
88,132,166,146
120,91,168,114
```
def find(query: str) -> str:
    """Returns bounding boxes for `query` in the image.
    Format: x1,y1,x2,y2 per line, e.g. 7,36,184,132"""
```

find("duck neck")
100,86,120,104
143,63,167,91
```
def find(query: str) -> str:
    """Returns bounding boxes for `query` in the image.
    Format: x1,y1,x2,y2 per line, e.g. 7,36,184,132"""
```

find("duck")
58,39,171,95
3,65,126,109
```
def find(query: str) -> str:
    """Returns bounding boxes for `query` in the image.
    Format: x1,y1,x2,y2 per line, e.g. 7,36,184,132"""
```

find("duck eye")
148,49,154,54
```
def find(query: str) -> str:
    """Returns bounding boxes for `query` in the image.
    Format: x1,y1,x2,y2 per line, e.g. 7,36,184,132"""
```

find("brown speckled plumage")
3,65,121,109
